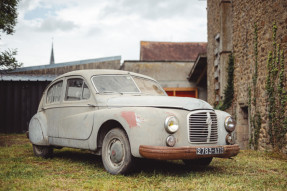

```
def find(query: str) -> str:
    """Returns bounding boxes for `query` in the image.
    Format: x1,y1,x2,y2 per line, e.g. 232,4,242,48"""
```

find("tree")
0,49,21,70
0,0,22,70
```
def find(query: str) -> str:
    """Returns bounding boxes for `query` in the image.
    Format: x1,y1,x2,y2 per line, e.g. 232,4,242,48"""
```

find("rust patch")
121,111,137,128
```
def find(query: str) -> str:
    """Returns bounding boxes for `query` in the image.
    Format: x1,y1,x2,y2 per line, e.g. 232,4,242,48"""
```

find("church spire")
50,40,55,65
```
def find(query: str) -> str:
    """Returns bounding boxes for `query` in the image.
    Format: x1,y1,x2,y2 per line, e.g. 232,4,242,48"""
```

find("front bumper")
139,144,240,160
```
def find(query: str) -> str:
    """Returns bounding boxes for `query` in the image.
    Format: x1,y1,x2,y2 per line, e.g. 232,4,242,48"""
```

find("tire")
183,157,213,167
33,144,53,158
101,128,134,175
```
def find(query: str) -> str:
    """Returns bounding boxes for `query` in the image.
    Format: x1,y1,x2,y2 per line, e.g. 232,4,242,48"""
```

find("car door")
57,77,95,140
44,79,65,138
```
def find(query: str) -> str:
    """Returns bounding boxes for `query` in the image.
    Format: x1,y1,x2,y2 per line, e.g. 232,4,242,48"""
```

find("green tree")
0,0,22,70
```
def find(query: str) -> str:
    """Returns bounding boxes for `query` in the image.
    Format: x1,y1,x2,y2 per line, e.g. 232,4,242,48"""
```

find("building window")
164,88,198,98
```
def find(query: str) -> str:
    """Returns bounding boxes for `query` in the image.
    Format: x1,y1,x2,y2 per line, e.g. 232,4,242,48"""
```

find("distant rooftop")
140,41,207,62
0,74,57,81
7,56,121,73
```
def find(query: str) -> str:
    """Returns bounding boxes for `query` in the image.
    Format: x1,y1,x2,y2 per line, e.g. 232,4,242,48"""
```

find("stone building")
123,41,208,100
207,0,287,151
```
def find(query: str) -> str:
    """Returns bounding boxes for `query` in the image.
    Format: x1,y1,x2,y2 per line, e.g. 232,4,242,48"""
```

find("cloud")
100,0,205,20
86,26,102,36
18,0,41,12
38,17,77,32
2,0,207,67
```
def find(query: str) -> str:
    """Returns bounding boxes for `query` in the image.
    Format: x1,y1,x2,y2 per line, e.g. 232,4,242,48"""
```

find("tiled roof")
140,41,207,61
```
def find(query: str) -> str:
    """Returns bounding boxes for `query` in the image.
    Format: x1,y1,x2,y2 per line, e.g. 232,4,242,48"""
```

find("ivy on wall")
249,23,262,150
216,53,234,111
266,22,287,150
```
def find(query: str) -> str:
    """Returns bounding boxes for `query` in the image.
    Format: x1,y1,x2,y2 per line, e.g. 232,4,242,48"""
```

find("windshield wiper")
140,92,152,96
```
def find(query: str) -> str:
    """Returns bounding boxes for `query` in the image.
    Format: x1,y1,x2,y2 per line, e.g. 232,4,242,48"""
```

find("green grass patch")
0,134,286,191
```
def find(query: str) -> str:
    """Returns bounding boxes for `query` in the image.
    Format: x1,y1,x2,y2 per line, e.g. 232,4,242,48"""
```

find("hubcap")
108,139,124,166
35,145,44,154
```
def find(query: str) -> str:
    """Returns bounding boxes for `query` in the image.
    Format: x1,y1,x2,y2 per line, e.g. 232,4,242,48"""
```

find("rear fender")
29,112,49,145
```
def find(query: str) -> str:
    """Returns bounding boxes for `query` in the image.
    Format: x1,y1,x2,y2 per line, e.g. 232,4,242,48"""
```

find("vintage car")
28,69,239,174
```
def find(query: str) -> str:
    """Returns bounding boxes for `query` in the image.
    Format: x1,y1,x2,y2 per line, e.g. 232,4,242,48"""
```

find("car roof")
53,69,156,82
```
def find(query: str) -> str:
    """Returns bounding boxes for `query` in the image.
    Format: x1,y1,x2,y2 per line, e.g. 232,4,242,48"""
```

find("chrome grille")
188,111,218,143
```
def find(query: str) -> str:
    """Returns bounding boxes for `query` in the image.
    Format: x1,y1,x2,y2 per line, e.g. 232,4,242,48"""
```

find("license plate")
196,147,224,155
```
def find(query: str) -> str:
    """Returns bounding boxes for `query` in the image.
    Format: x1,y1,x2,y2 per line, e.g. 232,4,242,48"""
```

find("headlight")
164,116,179,133
224,116,236,132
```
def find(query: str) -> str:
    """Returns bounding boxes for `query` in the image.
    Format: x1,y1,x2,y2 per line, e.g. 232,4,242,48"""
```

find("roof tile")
140,41,207,61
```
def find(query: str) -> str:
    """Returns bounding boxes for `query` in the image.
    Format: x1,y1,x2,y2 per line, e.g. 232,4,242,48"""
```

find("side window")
46,81,63,104
65,78,90,101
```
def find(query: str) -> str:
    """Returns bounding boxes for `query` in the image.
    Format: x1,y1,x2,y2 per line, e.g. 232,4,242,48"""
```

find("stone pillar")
219,0,232,98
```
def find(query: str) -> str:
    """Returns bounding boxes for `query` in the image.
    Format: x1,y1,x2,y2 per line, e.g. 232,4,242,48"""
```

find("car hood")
106,96,213,111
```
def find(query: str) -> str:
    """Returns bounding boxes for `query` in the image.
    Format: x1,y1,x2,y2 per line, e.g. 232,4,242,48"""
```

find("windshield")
132,76,166,96
92,75,140,93
92,74,166,96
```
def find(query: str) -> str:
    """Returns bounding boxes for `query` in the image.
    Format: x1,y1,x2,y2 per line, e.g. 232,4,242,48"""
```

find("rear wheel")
183,157,213,167
101,128,133,175
33,144,53,158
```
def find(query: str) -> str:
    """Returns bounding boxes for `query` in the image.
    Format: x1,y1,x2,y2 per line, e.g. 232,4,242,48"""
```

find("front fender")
28,112,49,145
215,110,231,145
88,107,171,157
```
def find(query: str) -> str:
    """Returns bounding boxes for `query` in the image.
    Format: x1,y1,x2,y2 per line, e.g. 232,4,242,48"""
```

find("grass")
0,134,286,191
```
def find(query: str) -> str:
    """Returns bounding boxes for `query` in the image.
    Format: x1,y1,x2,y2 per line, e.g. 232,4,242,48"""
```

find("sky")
1,0,207,67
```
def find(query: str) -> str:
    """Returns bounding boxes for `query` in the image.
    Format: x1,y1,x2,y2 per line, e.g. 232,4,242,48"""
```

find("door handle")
88,104,96,107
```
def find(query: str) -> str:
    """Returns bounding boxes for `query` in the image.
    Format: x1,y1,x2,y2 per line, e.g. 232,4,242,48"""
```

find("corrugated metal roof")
7,56,121,73
0,74,57,81
140,41,207,62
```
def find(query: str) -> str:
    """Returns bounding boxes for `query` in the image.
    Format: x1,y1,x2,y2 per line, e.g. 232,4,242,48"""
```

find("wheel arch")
96,120,129,153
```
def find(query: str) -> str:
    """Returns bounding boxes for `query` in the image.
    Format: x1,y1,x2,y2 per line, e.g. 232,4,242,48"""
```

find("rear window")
46,81,63,104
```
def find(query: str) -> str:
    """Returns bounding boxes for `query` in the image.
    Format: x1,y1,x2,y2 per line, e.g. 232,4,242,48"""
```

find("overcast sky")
1,0,207,67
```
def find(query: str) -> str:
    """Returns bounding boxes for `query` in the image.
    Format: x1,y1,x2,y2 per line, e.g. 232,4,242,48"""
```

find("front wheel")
101,128,134,175
183,157,213,167
32,144,53,158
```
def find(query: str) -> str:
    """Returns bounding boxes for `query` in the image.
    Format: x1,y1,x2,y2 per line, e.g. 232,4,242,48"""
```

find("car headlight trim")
224,116,236,132
226,133,233,145
166,135,176,147
164,116,179,134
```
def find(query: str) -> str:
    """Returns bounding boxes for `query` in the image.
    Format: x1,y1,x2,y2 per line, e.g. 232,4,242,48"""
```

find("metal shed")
0,74,56,133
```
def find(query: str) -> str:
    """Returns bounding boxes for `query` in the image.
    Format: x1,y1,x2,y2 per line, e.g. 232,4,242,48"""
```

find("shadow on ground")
53,149,103,168
52,149,222,176
132,158,221,176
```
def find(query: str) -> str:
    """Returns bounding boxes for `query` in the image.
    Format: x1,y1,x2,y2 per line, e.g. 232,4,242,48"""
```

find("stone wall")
123,61,195,88
207,0,287,152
